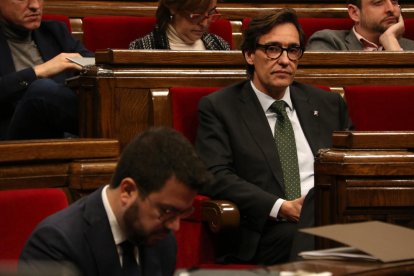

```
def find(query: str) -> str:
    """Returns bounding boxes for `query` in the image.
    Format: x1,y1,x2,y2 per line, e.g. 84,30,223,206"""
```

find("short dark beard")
123,200,148,245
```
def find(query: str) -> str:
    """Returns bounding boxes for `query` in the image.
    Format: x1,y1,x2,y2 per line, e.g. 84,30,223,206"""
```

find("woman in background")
129,0,230,50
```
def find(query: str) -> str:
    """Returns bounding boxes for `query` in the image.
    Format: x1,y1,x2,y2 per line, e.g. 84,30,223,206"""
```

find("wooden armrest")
201,199,240,233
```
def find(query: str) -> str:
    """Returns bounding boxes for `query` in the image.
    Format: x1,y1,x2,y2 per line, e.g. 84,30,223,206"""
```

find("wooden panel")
74,50,414,148
0,139,120,202
314,132,414,249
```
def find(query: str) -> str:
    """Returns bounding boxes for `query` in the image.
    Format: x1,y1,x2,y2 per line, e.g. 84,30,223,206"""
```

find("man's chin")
147,232,168,245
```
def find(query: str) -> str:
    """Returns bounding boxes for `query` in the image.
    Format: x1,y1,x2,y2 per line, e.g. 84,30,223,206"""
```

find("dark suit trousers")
6,78,78,140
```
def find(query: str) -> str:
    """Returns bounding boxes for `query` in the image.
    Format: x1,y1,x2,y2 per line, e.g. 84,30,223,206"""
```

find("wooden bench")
70,50,414,149
44,1,414,49
0,138,120,202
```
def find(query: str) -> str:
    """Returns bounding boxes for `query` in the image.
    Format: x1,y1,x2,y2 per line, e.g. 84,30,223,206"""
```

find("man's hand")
34,53,83,78
278,196,304,222
380,12,405,51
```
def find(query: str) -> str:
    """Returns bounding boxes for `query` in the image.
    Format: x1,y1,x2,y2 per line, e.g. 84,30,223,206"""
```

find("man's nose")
165,216,180,232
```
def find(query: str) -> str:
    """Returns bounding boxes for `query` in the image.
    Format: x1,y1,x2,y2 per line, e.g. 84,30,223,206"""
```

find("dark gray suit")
19,187,176,276
306,29,414,51
196,80,352,263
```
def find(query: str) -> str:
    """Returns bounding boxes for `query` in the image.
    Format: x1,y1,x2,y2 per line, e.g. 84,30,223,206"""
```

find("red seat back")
209,18,233,49
82,16,157,52
242,17,354,44
42,14,72,32
0,188,68,268
170,86,221,144
344,85,414,131
404,18,414,41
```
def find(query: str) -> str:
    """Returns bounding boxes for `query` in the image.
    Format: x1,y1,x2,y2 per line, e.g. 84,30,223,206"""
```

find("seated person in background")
19,127,212,276
0,0,93,140
196,8,353,265
129,0,230,50
306,0,414,51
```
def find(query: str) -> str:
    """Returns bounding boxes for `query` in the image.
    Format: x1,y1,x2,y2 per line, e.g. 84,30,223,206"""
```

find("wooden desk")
73,50,414,148
269,259,414,275
0,138,119,201
314,131,414,248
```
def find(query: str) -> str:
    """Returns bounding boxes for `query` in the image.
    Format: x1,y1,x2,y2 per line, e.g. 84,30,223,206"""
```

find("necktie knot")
120,241,140,276
271,101,288,118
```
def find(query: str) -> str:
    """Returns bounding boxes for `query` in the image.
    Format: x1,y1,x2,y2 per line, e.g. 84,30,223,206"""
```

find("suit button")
19,80,29,87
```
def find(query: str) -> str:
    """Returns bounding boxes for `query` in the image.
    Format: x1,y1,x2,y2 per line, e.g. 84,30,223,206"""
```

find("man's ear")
119,178,138,205
244,50,255,66
348,4,361,23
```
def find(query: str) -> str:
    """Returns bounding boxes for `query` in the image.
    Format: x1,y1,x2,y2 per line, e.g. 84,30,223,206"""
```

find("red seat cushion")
242,17,354,44
209,18,233,49
82,16,157,52
170,86,221,144
0,188,68,268
344,85,414,131
42,14,71,32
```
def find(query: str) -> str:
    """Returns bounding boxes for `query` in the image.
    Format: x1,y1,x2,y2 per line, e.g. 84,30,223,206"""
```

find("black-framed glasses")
256,43,304,61
188,7,221,24
147,197,195,222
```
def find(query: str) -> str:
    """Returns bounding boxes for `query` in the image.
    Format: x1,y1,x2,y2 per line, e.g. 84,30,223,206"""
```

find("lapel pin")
313,110,319,116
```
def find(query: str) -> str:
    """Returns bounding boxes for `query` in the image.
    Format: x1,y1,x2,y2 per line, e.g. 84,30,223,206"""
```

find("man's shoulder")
306,29,354,51
400,37,414,50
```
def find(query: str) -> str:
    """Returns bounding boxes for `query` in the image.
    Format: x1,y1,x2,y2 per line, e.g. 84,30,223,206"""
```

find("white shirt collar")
250,81,293,113
101,185,127,245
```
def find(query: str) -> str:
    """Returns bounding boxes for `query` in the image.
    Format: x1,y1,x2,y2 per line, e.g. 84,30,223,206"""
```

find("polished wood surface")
73,50,414,148
314,132,414,248
270,259,414,276
0,139,120,201
43,1,414,48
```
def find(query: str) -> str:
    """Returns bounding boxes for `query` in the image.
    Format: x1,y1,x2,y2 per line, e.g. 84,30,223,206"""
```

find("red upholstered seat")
209,18,233,49
82,16,233,52
82,16,157,52
170,86,221,144
404,18,414,41
242,17,354,44
344,85,414,131
169,87,221,268
42,14,71,32
0,188,68,269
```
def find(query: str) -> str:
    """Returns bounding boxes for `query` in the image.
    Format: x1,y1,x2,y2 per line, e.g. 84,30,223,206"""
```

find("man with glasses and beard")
19,127,212,276
306,0,414,51
196,9,353,265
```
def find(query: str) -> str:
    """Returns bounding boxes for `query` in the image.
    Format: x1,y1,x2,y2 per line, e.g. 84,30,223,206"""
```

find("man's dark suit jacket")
196,80,352,262
19,187,176,276
0,20,93,136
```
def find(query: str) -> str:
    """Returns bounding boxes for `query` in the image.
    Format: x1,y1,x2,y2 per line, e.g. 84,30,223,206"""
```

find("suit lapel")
238,82,285,189
83,188,123,276
290,83,320,155
0,31,16,75
345,31,364,50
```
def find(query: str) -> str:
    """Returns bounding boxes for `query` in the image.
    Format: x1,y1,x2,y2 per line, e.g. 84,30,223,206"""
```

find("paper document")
300,221,414,263
299,246,378,262
66,57,95,67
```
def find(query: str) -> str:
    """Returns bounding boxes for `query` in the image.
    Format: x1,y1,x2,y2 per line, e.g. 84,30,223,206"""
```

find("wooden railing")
0,138,120,202
69,50,414,149
44,1,414,49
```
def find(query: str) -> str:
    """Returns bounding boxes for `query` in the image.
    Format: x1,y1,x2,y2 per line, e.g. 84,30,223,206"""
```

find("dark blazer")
306,29,414,51
0,20,93,135
196,80,352,261
19,187,176,276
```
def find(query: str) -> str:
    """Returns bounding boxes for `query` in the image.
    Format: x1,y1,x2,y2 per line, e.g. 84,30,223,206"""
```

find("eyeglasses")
147,197,195,223
188,7,221,24
256,43,304,61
